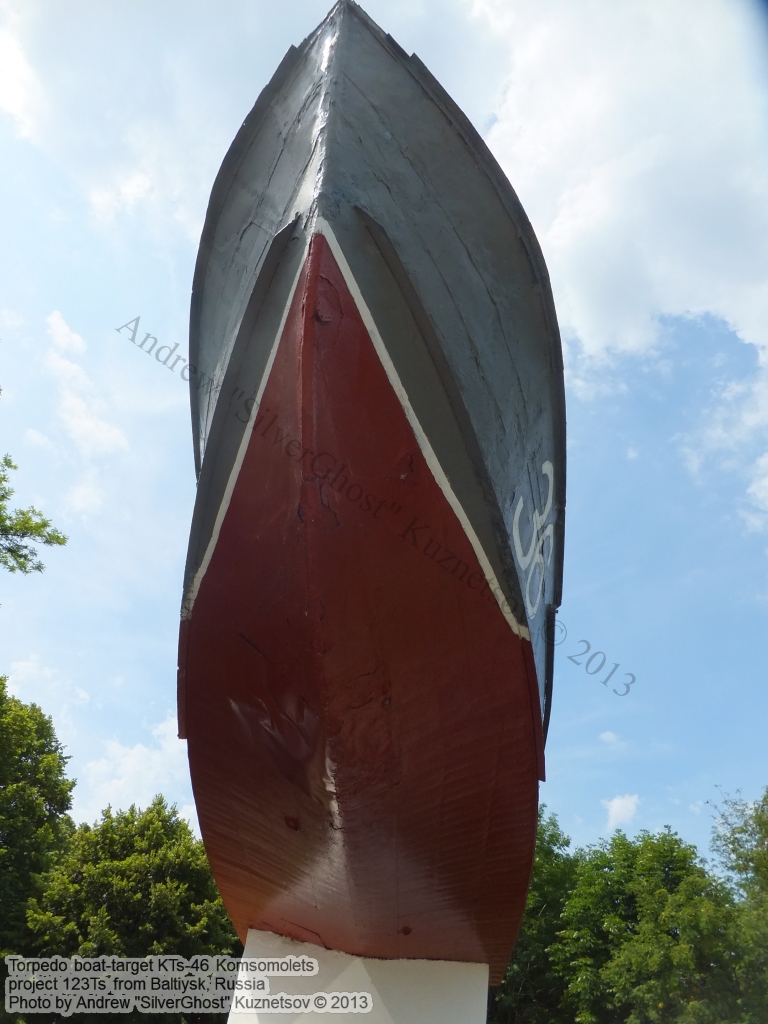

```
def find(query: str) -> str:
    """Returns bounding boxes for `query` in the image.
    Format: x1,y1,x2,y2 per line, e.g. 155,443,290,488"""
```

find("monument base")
227,929,489,1024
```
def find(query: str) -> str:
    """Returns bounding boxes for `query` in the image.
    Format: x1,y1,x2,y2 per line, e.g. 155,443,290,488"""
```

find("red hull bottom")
181,235,541,984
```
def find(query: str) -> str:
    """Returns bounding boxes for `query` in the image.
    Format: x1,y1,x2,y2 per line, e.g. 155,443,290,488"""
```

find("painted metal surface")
179,0,565,985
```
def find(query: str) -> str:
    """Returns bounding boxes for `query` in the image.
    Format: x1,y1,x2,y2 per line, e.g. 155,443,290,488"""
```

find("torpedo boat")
178,0,565,987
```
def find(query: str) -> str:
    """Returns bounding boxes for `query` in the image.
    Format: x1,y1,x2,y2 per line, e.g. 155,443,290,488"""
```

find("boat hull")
182,234,541,979
179,0,565,986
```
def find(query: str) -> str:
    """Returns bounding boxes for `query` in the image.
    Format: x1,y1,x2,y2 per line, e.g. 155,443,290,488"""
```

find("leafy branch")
0,455,67,574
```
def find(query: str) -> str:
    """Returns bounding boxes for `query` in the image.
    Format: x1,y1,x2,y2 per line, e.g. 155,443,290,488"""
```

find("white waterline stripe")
317,218,529,642
182,238,310,619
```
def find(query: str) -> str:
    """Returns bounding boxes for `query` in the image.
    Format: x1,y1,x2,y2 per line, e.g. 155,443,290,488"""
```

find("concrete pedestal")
227,929,489,1024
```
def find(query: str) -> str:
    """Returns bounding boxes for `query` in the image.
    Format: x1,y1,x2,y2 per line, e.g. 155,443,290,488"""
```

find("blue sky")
1,0,767,862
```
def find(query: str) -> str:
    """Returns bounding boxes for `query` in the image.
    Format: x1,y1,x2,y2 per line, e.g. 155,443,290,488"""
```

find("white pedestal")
227,929,489,1024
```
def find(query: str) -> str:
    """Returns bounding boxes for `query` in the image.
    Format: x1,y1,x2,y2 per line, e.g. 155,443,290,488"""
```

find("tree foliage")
0,685,239,1024
0,455,67,574
23,800,240,1024
26,798,239,960
0,678,75,1024
712,789,768,896
489,807,577,1023
492,805,768,1023
711,788,768,1022
0,676,75,960
551,829,740,1023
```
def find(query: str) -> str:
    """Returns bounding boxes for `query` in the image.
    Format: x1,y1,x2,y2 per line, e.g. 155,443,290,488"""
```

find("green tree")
0,454,67,574
489,807,577,1023
25,799,240,1024
712,789,768,1022
712,788,768,896
27,797,239,960
0,677,75,960
550,828,741,1024
0,677,75,1024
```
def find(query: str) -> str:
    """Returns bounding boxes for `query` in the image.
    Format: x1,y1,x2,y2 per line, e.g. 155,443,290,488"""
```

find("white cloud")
67,473,104,514
25,427,53,449
46,309,86,353
43,311,129,458
179,802,201,839
682,364,768,528
77,716,190,826
471,0,768,362
6,654,86,741
81,105,225,242
0,306,23,329
602,793,640,831
691,367,768,461
58,389,128,457
468,0,768,526
7,652,55,697
599,731,620,745
0,18,44,139
747,451,768,514
44,348,90,390
90,171,153,222
0,1,223,242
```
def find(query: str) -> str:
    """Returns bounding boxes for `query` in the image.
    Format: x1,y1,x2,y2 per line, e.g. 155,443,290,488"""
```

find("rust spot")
401,926,412,936
284,816,301,831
